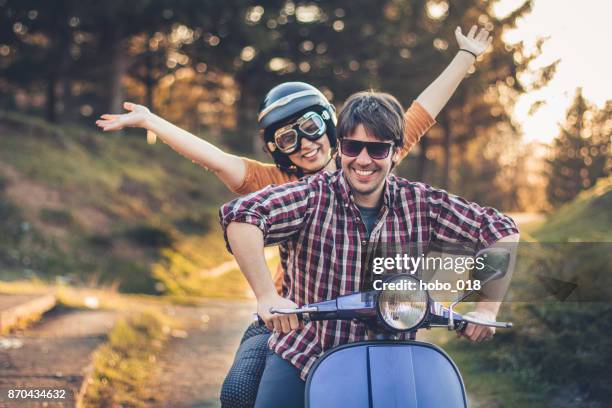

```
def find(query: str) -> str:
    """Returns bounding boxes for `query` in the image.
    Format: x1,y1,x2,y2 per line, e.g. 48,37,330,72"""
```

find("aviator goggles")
270,111,327,154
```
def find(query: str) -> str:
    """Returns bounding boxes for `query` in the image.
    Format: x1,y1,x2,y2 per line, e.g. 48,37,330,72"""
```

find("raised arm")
96,102,246,191
416,25,492,118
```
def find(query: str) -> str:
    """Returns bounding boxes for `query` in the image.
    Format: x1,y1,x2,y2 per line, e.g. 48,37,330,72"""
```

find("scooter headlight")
377,274,429,331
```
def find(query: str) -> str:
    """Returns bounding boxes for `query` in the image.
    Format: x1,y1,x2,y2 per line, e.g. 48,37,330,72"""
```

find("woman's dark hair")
336,91,405,147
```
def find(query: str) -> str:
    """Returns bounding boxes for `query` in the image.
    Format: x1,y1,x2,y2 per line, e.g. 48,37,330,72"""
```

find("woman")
97,25,493,407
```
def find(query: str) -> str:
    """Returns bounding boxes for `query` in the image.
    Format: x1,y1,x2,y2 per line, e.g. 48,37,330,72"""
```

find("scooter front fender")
305,340,467,408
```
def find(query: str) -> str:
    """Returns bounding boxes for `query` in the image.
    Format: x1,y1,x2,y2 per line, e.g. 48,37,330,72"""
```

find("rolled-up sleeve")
219,179,314,253
422,184,519,249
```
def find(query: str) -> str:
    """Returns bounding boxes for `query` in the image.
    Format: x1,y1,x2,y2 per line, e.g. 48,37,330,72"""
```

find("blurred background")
0,0,610,407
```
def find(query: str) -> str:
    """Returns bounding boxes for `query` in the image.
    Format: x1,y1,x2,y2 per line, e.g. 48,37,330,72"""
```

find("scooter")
265,248,513,408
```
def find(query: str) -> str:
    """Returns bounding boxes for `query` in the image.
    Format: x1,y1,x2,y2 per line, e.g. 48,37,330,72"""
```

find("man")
220,90,519,407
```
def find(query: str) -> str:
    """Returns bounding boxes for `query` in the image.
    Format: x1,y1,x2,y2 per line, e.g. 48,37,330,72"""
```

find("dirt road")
0,307,116,407
150,299,255,408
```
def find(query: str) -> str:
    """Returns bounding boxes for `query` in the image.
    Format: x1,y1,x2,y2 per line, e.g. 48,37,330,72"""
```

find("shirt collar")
335,169,396,209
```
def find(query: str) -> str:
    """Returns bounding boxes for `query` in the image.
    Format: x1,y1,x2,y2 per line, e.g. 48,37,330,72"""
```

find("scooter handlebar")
270,306,318,314
252,311,309,327
460,315,513,329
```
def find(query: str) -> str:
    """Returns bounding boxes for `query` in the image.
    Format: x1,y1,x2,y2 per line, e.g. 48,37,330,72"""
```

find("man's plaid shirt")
219,170,518,380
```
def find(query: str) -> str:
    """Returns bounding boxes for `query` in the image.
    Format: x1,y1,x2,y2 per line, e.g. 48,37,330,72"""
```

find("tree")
381,0,557,188
1,0,80,122
547,89,611,206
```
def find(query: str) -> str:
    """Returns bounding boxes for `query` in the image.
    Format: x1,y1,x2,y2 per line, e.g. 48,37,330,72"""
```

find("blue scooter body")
305,340,467,408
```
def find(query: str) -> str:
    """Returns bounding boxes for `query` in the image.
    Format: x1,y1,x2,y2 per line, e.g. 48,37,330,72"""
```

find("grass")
417,179,612,407
475,178,612,406
0,111,237,297
81,309,173,408
532,176,612,242
445,342,549,407
419,306,551,408
154,248,279,299
0,279,207,310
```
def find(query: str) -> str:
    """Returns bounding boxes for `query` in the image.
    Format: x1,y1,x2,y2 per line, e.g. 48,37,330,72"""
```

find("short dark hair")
337,91,405,147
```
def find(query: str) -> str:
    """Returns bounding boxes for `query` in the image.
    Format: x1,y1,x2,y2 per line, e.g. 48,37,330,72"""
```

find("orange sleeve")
231,157,298,195
273,263,284,294
396,101,436,163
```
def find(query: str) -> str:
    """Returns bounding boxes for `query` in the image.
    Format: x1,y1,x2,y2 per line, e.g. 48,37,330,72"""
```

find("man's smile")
350,166,378,182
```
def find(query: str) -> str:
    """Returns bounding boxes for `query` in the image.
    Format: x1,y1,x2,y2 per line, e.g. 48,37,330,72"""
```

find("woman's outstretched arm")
416,25,493,118
96,102,246,191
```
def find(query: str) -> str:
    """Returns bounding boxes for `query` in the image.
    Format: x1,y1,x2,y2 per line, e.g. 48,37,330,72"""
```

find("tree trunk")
59,43,73,121
417,135,429,181
234,82,259,155
144,37,154,109
145,65,154,109
46,73,57,123
441,113,452,189
108,28,127,115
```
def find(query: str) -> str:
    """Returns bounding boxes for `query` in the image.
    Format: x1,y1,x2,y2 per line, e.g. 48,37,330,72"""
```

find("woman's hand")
96,102,151,131
455,25,493,58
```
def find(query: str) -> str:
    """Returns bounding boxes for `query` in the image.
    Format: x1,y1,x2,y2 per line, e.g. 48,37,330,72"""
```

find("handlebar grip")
457,316,514,330
252,313,305,327
252,313,265,326
455,320,468,333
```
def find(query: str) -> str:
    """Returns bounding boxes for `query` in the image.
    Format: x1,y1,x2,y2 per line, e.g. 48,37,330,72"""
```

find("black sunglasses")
340,139,394,160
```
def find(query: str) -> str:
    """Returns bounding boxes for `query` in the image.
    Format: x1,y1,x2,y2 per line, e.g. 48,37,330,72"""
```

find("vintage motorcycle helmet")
258,82,337,173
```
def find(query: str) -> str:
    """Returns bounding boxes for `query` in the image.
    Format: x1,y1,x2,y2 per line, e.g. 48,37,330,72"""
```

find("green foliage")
0,194,80,278
151,223,239,297
2,0,552,201
479,179,612,405
547,90,611,207
0,199,22,247
101,257,157,294
173,214,211,235
0,115,233,295
489,302,612,404
39,208,74,226
124,225,174,248
87,233,114,249
441,337,551,407
535,176,612,242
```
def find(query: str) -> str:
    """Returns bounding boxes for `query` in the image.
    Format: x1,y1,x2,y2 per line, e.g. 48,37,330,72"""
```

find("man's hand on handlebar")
458,310,497,342
258,292,301,333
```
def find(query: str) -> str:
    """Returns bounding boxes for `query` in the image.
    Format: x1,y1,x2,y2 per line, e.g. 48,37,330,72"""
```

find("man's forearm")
416,51,475,118
226,222,277,299
475,233,520,316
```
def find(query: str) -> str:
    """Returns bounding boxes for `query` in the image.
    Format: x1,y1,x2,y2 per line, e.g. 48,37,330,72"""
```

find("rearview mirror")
473,248,511,283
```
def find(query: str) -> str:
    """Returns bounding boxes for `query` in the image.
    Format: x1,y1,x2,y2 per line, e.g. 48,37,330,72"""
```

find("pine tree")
547,89,610,206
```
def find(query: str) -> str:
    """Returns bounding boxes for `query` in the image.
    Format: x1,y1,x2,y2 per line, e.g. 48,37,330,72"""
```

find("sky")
494,0,611,143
